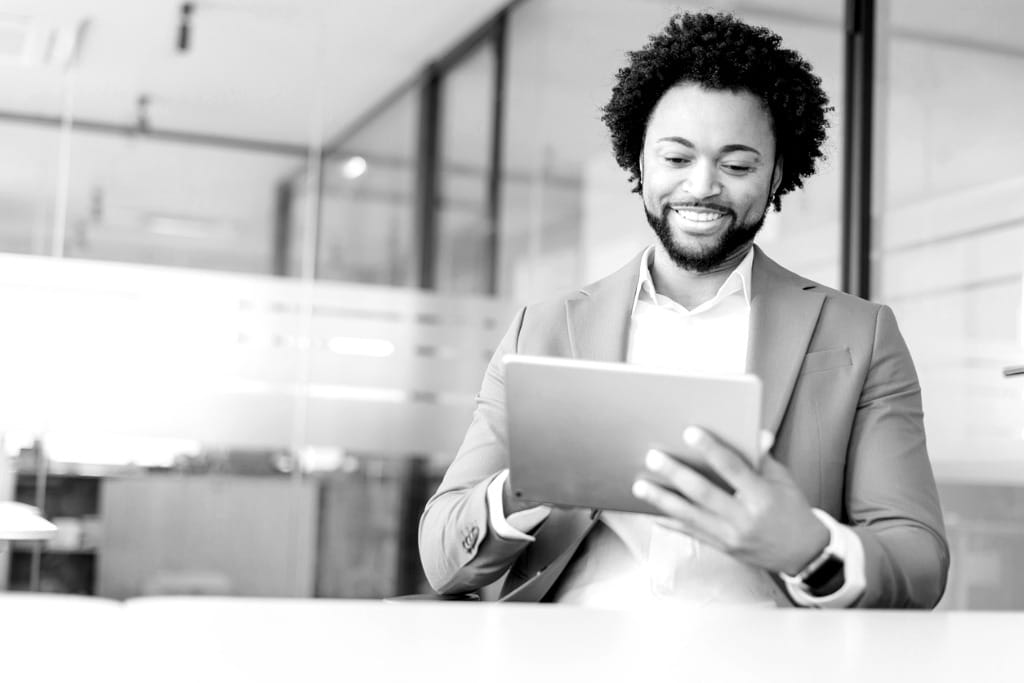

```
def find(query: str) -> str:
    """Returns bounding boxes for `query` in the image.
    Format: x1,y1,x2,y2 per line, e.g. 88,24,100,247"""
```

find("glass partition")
318,87,420,287
0,122,63,256
61,132,303,274
0,0,327,596
873,0,1024,609
434,37,498,295
0,1,516,600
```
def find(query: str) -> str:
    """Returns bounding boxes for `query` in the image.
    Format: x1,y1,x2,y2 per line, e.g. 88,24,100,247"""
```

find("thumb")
754,430,776,474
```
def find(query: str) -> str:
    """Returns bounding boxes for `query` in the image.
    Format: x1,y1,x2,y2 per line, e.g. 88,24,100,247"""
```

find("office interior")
0,0,1021,612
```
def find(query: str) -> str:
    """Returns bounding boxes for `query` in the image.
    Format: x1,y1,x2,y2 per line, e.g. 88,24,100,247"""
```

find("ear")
770,156,784,196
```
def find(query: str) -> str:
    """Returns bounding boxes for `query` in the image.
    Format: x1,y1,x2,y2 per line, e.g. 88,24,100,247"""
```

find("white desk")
0,501,58,542
1,595,1023,682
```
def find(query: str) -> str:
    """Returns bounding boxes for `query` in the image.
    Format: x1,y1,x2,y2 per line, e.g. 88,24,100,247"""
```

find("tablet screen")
505,355,762,514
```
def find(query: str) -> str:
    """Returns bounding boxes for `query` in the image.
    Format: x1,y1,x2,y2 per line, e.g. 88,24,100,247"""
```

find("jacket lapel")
567,246,825,437
747,246,825,436
564,253,646,362
504,253,644,601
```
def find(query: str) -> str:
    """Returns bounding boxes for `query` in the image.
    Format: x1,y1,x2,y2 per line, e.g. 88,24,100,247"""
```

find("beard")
644,202,766,273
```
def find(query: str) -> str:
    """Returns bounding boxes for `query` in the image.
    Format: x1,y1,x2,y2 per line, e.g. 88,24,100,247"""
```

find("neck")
650,242,752,309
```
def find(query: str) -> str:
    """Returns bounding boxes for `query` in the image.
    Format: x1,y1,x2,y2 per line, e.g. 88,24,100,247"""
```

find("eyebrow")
655,137,763,157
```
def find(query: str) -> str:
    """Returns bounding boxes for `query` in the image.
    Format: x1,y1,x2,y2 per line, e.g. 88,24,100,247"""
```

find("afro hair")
601,12,831,211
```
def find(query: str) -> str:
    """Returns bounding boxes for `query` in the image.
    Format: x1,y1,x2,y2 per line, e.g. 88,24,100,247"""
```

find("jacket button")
462,525,480,553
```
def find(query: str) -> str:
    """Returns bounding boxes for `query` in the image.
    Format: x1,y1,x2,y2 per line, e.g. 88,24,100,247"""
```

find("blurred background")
0,0,1021,610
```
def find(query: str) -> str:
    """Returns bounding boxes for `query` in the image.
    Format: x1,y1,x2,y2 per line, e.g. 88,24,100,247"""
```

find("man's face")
640,82,781,272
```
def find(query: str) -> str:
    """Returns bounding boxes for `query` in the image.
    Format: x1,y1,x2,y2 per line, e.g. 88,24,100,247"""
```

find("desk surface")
2,595,1023,682
0,501,57,541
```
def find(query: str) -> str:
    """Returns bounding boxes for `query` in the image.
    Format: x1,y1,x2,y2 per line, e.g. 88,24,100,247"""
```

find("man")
418,12,948,608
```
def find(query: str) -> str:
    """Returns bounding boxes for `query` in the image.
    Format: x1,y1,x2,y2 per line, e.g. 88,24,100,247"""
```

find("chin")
646,205,764,273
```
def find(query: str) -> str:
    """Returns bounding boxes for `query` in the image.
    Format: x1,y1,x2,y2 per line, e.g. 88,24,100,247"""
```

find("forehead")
644,82,775,151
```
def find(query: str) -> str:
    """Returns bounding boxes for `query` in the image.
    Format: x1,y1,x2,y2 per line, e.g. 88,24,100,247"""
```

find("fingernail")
632,480,651,499
683,426,702,446
645,449,665,470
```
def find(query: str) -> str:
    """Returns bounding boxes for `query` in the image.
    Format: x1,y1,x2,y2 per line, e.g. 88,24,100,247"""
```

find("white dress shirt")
488,246,865,608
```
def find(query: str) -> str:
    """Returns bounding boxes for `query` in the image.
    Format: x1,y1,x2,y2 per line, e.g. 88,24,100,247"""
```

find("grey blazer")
418,247,949,608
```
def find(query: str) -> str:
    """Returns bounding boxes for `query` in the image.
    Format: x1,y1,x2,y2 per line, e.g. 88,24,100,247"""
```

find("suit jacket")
418,247,949,608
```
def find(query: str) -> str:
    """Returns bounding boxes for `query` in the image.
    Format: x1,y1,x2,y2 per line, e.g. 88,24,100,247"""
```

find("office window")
0,56,64,256
0,5,324,276
62,133,305,274
318,88,419,286
872,0,1024,609
433,37,498,295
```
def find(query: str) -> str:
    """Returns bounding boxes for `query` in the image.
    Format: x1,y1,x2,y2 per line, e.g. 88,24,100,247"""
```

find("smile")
672,208,725,223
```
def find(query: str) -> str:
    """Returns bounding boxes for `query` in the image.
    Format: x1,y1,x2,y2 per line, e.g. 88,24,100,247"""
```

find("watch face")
805,555,845,596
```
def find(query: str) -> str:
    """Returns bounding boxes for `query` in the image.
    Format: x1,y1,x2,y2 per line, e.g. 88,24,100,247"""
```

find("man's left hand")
632,426,828,575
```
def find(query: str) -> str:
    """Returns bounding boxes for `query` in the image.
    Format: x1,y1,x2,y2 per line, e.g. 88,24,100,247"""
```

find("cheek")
641,168,679,199
730,184,770,215
640,175,665,206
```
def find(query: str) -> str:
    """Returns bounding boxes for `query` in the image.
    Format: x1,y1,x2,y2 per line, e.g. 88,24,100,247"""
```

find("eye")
662,154,692,166
722,164,755,175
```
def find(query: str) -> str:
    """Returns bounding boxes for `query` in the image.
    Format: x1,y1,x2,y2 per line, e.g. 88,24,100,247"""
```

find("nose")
682,159,721,200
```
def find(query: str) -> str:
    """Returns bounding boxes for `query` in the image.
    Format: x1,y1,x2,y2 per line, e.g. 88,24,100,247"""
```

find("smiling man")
419,12,949,608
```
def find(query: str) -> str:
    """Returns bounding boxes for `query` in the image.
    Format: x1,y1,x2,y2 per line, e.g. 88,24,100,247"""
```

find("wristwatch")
782,509,846,598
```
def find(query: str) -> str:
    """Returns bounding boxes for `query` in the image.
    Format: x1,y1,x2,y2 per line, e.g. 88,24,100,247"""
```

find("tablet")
504,354,762,514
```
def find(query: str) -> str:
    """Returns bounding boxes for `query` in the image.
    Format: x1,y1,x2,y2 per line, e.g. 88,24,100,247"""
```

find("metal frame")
0,109,308,157
416,67,442,289
841,0,876,299
486,11,508,295
304,2,519,294
414,6,513,293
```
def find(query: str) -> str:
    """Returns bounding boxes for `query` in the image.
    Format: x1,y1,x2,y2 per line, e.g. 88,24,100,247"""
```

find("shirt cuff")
783,508,867,608
486,469,551,541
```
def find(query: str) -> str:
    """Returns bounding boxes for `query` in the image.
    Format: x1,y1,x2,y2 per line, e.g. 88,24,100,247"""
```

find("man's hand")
632,426,828,575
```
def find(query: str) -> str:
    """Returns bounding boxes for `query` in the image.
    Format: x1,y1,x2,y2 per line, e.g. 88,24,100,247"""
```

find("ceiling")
0,0,512,146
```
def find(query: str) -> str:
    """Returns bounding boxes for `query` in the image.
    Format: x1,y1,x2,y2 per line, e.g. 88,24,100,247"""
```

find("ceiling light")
339,156,368,179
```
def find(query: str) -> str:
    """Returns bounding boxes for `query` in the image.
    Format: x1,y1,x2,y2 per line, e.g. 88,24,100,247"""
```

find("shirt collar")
631,245,755,315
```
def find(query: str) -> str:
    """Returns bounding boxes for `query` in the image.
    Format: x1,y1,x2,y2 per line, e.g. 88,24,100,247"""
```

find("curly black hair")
601,12,831,211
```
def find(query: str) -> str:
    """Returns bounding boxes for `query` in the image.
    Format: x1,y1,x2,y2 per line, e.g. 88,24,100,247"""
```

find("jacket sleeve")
846,304,950,607
418,307,537,594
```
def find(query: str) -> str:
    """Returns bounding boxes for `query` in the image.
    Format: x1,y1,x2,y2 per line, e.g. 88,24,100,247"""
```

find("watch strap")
781,509,846,597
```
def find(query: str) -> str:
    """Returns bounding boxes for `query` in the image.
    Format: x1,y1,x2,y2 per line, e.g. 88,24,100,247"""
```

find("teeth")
673,209,724,222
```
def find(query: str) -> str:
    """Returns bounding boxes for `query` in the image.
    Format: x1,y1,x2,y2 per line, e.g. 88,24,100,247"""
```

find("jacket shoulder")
756,249,886,318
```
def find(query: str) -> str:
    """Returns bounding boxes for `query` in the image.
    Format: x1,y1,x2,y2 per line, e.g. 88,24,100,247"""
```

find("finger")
632,478,731,541
645,449,739,519
682,426,761,496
